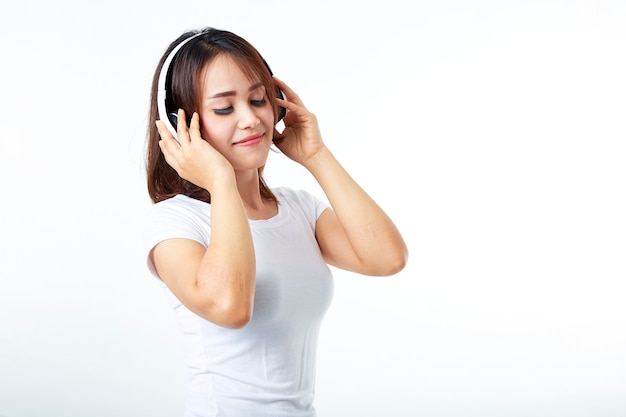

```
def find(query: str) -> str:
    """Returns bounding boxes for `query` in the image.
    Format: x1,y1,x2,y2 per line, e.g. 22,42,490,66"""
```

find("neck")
235,169,276,220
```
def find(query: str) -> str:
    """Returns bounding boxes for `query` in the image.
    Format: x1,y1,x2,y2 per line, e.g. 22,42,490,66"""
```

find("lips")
234,133,264,146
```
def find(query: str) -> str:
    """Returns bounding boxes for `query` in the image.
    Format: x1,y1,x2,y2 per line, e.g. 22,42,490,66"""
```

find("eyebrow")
208,82,265,99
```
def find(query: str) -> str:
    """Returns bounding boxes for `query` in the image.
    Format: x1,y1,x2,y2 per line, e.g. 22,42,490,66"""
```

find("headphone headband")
156,32,204,138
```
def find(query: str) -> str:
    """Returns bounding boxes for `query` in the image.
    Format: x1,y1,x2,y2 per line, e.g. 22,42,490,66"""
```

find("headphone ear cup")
168,112,179,130
275,87,287,121
261,57,287,122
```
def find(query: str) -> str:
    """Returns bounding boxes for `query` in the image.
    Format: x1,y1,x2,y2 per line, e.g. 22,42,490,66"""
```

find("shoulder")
273,186,317,204
143,194,212,247
273,187,329,221
147,195,210,222
150,194,209,212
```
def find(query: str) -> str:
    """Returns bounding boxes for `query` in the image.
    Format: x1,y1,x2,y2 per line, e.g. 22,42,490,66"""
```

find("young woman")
144,27,408,417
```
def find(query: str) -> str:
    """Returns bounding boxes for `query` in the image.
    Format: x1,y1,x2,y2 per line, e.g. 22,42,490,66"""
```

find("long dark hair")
146,27,280,204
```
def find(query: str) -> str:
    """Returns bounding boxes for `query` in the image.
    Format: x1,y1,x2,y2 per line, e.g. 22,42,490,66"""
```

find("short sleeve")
142,195,212,278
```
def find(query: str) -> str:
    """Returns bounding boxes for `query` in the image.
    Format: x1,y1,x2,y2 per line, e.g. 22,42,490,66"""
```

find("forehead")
201,54,261,91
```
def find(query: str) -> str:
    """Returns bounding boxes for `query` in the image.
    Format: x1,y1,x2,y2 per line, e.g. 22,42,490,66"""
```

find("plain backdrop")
1,1,625,416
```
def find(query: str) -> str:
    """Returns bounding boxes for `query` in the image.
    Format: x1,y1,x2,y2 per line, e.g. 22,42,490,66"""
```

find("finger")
275,97,301,113
156,118,184,158
156,119,174,141
176,108,192,145
273,77,304,106
188,112,201,142
157,136,180,171
156,119,181,150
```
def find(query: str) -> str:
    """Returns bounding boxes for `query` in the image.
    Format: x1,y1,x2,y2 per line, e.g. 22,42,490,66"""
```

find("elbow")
383,256,408,276
371,234,409,276
193,267,256,329
220,311,253,329
391,242,409,274
375,247,409,277
197,296,254,329
217,299,254,329
390,253,409,275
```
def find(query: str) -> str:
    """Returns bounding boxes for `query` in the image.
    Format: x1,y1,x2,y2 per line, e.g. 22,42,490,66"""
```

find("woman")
144,27,408,417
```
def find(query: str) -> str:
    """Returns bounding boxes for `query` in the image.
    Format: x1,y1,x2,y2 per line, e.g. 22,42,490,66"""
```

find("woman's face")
198,54,275,172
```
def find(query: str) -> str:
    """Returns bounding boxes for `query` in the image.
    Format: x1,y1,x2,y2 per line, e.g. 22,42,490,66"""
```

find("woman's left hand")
272,77,326,167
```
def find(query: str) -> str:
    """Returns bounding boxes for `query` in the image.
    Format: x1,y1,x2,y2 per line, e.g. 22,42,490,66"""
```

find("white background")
1,1,625,416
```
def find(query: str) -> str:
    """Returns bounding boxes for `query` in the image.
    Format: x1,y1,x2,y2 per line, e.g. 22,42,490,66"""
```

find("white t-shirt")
143,187,334,417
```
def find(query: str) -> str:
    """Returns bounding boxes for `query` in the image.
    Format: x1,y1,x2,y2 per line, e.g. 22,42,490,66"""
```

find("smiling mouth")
234,133,264,146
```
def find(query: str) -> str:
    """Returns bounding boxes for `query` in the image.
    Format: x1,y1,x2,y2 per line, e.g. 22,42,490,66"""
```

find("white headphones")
156,32,204,139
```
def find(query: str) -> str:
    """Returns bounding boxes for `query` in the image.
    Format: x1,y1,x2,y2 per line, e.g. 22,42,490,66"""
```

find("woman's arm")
306,148,407,276
273,79,408,276
151,111,256,328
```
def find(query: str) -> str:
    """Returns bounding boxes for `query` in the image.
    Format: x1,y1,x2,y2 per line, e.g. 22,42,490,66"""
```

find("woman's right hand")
156,109,235,191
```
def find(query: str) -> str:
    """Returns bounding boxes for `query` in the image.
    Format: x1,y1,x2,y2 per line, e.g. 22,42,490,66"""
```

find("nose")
237,104,260,130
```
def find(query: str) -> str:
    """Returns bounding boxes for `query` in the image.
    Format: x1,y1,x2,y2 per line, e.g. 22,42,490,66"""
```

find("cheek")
200,119,230,147
261,106,277,127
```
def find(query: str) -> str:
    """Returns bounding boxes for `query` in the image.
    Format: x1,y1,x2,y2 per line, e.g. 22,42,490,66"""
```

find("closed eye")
214,106,234,115
213,96,266,115
251,97,267,107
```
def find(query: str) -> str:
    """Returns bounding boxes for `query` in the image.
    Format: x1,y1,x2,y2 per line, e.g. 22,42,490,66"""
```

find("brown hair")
146,27,280,204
